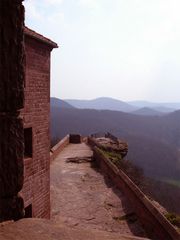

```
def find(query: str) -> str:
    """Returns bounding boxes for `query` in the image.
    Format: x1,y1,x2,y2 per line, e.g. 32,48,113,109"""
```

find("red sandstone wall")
20,36,52,219
0,0,25,222
50,135,70,161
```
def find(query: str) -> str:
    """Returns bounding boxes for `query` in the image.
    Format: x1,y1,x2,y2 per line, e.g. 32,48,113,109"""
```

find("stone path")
50,143,147,238
0,219,150,240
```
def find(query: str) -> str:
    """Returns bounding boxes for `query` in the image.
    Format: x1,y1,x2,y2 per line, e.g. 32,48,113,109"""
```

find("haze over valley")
51,97,180,213
51,97,180,179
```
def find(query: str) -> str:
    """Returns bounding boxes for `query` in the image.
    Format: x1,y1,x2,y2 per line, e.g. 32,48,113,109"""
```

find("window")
24,204,32,218
24,127,32,158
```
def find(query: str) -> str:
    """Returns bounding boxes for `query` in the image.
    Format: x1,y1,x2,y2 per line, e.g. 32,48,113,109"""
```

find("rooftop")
24,26,58,48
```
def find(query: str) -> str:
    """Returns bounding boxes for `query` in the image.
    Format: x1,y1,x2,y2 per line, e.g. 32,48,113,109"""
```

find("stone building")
0,0,25,222
20,27,58,218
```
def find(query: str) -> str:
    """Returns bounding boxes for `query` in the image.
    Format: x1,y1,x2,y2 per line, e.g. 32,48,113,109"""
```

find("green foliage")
165,213,180,227
101,150,122,164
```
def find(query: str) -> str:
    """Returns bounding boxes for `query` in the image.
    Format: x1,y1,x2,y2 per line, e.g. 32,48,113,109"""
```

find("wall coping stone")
50,135,70,161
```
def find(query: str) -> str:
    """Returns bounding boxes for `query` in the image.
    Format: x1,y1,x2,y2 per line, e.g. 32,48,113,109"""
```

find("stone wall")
20,36,53,218
89,139,180,240
69,134,82,144
50,135,70,161
0,0,25,222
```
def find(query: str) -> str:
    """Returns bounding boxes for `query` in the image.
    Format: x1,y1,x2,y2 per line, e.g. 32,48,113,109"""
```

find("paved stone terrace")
50,143,147,238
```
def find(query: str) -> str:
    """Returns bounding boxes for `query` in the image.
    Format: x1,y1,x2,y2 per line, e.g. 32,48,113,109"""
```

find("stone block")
0,0,25,111
69,134,82,144
0,195,24,222
0,114,24,197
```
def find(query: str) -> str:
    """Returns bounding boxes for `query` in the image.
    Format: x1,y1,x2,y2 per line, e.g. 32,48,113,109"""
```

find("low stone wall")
88,138,180,240
50,135,70,161
69,134,82,144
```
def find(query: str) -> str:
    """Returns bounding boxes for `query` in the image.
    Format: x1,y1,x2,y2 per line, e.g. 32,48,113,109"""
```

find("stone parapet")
50,135,70,161
92,145,180,240
69,134,82,144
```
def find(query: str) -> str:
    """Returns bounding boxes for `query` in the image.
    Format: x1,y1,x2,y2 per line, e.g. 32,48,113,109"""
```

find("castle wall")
20,36,52,218
0,0,25,222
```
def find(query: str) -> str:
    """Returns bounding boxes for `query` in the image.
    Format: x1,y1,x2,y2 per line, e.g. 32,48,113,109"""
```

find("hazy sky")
24,0,180,102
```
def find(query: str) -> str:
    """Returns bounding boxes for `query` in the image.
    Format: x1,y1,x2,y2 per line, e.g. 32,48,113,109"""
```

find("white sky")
24,0,180,102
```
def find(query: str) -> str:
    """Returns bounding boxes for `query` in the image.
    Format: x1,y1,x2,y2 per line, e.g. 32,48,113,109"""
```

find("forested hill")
51,103,180,181
51,100,180,214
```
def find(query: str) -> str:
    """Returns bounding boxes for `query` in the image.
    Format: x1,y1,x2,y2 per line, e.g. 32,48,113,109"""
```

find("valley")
50,97,180,214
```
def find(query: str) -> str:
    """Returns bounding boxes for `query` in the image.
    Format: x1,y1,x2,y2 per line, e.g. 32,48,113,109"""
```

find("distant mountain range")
50,97,180,214
50,97,180,181
65,97,180,115
128,100,180,111
65,97,137,112
132,107,164,116
51,97,74,109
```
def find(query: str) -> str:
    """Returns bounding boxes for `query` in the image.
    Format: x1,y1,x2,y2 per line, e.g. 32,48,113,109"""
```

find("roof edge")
24,27,58,49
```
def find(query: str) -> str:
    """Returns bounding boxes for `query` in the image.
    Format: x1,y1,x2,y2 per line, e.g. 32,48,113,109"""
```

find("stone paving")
0,219,150,240
50,143,147,238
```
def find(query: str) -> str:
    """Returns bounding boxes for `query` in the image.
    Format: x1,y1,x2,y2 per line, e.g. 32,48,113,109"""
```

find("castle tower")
21,27,58,218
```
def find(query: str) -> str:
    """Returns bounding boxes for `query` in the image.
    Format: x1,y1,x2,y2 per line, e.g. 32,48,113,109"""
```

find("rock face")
0,0,25,221
93,137,128,158
0,116,24,197
0,1,25,112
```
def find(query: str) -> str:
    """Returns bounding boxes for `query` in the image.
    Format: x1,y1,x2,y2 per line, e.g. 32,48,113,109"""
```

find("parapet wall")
69,134,82,144
88,137,180,240
50,134,83,161
50,135,70,161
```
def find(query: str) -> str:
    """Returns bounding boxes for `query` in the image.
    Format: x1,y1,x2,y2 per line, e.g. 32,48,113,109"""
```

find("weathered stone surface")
0,115,24,197
0,218,151,240
69,134,82,143
20,29,56,218
0,0,25,222
50,143,146,237
93,137,128,158
0,0,25,111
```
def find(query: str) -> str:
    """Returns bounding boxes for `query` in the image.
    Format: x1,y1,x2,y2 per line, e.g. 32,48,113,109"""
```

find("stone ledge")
0,218,150,240
50,135,70,161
